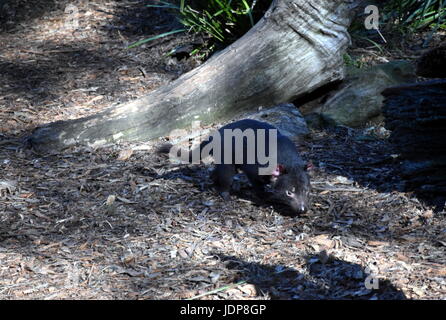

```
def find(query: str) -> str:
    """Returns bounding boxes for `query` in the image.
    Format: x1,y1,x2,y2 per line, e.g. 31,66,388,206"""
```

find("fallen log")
26,0,356,153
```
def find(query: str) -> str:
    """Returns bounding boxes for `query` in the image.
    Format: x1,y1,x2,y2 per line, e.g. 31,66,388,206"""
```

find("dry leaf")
395,253,410,262
116,196,137,204
117,149,133,161
239,284,257,296
426,267,446,276
412,287,425,297
422,210,434,219
106,195,116,206
311,234,334,248
367,240,387,247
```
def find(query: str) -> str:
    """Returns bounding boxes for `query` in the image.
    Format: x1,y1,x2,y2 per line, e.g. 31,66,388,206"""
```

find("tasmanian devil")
158,119,311,215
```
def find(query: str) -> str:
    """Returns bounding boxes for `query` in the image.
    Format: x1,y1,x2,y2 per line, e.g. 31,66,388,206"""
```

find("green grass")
349,0,445,58
128,0,271,54
131,0,445,57
383,0,446,30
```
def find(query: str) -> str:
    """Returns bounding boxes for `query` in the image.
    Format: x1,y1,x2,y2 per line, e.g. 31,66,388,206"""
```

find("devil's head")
267,162,312,215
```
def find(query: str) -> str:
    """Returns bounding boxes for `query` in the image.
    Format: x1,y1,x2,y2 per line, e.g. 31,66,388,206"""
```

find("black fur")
158,119,311,215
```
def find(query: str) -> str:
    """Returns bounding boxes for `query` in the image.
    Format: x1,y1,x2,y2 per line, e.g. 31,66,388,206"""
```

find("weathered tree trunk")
382,80,446,195
27,0,356,153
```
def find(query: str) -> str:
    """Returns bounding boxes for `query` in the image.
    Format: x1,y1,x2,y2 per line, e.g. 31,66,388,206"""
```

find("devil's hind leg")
211,164,236,201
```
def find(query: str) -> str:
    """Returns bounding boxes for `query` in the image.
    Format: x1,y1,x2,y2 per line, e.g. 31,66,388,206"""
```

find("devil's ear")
272,164,286,177
305,161,314,171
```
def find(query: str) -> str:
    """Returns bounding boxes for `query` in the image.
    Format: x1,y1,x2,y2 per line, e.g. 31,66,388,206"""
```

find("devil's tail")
156,139,212,164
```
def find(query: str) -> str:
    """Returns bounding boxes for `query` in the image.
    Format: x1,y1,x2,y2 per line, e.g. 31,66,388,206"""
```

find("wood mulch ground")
0,0,445,299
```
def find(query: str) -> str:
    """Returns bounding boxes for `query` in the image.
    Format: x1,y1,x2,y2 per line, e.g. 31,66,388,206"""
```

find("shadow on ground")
0,0,177,34
307,125,445,213
217,254,406,300
0,0,194,122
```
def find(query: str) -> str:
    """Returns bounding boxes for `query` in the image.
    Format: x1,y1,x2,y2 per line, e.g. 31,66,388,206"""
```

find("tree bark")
27,0,356,153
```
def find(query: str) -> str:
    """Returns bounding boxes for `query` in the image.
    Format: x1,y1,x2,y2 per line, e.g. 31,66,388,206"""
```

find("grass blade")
127,29,186,48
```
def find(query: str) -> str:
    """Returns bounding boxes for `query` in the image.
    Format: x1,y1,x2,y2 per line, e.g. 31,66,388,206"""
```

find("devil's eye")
286,190,294,197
